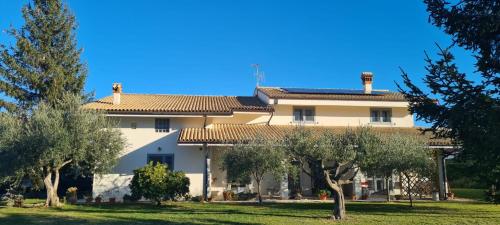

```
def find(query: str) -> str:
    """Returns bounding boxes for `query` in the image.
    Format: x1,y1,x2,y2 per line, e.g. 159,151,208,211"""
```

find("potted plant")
95,195,102,204
447,192,454,199
318,189,330,200
66,187,78,204
85,195,93,204
223,190,234,201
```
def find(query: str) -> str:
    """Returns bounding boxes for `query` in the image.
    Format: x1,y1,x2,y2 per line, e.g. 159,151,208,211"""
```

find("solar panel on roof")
282,88,388,95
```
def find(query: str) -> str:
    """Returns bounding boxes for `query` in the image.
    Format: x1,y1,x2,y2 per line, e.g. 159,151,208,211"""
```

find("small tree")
284,127,381,220
387,133,434,207
282,127,318,197
360,133,396,202
221,136,288,203
0,94,125,207
129,162,190,205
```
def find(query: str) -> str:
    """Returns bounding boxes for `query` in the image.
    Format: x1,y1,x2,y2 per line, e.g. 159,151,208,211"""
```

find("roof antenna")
251,64,264,87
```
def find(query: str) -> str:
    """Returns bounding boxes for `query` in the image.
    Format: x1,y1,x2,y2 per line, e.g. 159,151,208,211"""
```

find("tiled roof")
257,87,407,101
83,94,273,114
178,124,452,146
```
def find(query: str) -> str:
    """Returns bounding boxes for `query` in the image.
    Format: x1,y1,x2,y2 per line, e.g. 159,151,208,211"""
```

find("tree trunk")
43,170,60,207
324,170,345,220
43,161,71,207
256,179,262,204
404,173,413,207
386,176,391,202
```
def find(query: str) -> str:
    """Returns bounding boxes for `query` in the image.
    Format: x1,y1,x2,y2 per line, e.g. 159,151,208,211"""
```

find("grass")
453,188,486,201
0,200,499,225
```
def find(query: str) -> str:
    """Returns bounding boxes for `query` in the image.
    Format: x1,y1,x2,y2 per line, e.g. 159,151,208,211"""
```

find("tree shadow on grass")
49,203,324,220
0,211,261,225
242,201,464,216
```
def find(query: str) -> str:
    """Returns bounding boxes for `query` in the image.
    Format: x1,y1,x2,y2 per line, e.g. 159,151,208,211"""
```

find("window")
293,107,315,123
155,118,170,132
147,154,174,170
370,109,391,123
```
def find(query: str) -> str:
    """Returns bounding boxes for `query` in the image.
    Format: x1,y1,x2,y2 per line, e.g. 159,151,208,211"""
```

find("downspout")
267,111,274,125
266,99,276,125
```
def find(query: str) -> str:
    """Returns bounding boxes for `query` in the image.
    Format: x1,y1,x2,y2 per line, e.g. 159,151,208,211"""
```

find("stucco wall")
93,116,206,200
94,96,414,201
269,104,413,127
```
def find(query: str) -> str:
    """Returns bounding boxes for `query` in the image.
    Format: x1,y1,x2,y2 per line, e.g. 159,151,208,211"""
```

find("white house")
85,72,453,201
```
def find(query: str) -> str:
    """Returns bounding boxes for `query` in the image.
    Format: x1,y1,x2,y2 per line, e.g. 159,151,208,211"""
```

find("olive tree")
361,132,434,204
388,133,434,207
221,136,288,203
0,94,125,207
359,135,395,202
284,127,381,220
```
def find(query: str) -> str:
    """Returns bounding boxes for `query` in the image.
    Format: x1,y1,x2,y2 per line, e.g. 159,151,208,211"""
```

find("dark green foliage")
129,162,190,205
447,159,487,188
398,0,500,190
0,0,87,111
122,194,140,202
164,170,190,201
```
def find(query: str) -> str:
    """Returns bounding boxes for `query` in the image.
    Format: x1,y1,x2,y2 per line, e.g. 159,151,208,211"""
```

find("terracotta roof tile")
257,87,406,101
83,94,273,114
178,124,452,146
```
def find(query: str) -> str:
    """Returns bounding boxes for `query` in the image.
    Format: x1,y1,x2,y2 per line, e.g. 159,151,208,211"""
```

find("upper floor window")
155,118,170,132
293,107,315,123
147,154,174,170
370,109,391,123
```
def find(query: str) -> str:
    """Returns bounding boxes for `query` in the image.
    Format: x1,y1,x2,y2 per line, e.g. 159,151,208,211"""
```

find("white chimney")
361,72,373,94
112,83,122,105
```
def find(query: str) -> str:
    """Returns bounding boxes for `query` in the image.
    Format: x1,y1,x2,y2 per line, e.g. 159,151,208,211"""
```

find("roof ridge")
119,93,252,97
258,86,397,93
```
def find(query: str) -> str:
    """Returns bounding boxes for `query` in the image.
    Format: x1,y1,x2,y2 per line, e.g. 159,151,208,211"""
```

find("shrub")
1,188,24,207
129,162,190,205
123,194,140,202
235,192,257,201
191,195,203,202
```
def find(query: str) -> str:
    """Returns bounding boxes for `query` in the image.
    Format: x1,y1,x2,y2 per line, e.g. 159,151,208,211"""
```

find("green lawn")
453,188,486,201
0,201,499,225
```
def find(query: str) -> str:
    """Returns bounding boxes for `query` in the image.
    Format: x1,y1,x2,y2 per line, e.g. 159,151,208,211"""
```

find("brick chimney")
112,83,122,105
361,72,373,94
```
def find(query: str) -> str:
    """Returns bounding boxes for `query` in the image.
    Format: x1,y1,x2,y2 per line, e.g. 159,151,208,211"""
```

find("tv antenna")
251,64,264,87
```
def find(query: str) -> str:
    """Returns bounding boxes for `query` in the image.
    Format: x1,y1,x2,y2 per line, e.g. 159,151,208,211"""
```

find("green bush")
129,162,190,205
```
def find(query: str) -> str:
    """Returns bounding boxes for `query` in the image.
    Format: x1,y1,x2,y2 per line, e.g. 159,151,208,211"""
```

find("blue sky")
1,1,476,125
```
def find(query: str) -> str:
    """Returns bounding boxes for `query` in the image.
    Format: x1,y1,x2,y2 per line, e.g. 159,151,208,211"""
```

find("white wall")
93,97,414,201
93,116,206,201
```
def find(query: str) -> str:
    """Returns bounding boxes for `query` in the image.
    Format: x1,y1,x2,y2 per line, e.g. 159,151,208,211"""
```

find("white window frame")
155,118,170,132
370,108,392,124
293,107,315,123
147,154,174,170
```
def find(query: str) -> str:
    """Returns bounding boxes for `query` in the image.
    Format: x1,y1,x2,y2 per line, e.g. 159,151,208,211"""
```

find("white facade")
92,86,418,201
